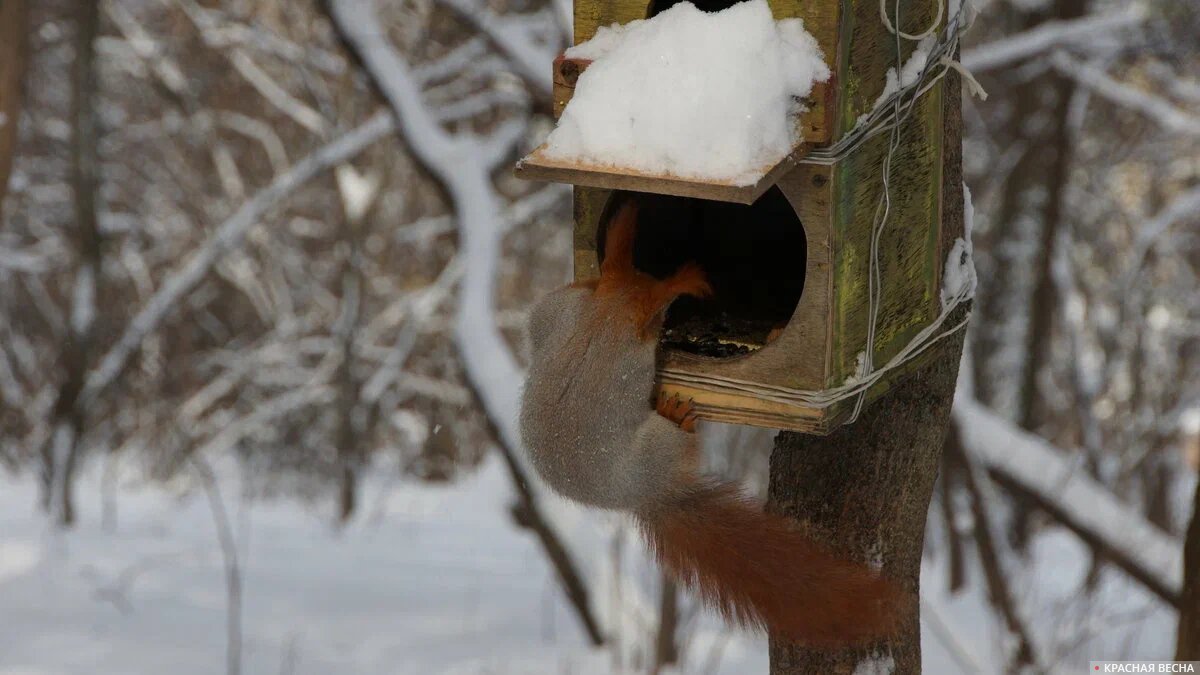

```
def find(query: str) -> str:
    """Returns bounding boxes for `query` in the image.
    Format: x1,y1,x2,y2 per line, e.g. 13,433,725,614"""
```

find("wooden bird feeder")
515,0,948,434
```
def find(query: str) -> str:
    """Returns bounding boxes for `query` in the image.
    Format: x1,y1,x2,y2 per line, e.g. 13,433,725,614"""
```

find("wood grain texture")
827,0,944,389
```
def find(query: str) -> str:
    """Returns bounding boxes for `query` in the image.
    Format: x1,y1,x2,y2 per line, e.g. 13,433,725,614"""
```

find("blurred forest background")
0,0,1198,673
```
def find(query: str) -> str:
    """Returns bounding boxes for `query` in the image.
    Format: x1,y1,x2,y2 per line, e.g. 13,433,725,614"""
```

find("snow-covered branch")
1127,184,1200,280
327,0,524,449
413,37,490,83
954,394,1183,606
435,0,561,101
1051,52,1200,137
960,8,1146,73
79,112,395,410
328,0,605,645
228,50,328,136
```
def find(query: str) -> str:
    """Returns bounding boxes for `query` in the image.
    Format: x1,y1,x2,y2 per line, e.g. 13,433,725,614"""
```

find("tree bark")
766,65,964,674
1175,477,1200,659
0,0,30,209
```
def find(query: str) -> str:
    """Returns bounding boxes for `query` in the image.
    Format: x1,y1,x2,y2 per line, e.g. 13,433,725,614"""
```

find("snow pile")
864,35,937,122
541,0,830,186
941,183,978,308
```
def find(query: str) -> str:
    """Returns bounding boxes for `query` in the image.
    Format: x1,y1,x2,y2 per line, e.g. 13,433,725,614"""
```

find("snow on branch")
1051,52,1200,137
329,0,604,645
1126,184,1200,281
960,8,1146,73
435,0,562,101
79,112,395,410
327,0,524,448
953,395,1183,606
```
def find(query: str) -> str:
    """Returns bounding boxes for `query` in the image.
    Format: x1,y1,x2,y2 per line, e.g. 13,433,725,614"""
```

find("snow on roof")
541,0,830,186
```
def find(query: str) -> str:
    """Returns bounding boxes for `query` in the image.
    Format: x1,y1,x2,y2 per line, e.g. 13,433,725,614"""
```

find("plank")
515,143,809,205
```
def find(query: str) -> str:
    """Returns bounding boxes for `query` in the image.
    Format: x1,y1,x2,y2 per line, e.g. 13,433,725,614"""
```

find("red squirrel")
519,198,904,646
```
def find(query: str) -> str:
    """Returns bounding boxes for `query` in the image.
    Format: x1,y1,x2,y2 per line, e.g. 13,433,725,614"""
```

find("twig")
191,457,243,675
229,50,327,136
413,37,489,83
1125,184,1200,284
78,112,394,410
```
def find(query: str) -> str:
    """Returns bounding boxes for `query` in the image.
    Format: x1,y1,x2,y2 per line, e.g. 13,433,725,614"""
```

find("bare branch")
413,37,490,83
228,50,327,136
191,457,243,675
217,112,291,174
1127,184,1200,281
435,89,528,123
103,0,189,98
79,113,395,410
175,0,347,76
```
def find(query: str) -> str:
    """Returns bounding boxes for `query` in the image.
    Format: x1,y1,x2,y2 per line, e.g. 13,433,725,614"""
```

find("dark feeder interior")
596,188,807,358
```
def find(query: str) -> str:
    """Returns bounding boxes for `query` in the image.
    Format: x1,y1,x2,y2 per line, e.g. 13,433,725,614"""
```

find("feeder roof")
514,143,809,205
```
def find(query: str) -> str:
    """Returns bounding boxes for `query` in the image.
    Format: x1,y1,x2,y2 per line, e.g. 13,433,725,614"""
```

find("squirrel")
519,196,905,647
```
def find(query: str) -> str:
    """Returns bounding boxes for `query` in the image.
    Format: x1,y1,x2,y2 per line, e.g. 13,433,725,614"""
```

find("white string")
679,0,982,419
881,0,944,41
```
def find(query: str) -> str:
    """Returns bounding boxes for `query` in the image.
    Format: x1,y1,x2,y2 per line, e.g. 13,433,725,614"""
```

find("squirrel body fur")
519,200,903,646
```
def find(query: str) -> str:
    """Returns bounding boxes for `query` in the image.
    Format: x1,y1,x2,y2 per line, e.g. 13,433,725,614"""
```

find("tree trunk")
1176,478,1200,659
0,0,30,209
766,64,964,674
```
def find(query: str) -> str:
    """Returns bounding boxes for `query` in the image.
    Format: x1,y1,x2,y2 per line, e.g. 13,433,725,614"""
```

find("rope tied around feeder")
662,0,984,419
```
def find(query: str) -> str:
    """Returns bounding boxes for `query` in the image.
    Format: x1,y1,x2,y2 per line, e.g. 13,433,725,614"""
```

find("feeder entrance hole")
647,0,745,16
596,188,807,358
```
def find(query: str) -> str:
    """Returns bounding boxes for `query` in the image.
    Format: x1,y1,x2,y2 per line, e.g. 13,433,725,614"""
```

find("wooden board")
827,0,945,390
515,143,809,205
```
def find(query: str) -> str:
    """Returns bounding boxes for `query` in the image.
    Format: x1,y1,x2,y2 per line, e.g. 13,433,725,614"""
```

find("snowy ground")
0,451,1179,674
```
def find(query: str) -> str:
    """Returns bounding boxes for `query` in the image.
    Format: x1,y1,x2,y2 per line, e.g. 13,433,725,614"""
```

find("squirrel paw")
657,391,699,433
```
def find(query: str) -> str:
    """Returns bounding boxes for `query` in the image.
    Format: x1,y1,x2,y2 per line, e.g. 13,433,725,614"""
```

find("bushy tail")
636,480,905,646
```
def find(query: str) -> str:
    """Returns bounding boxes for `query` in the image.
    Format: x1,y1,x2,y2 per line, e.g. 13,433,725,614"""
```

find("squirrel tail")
635,479,905,646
